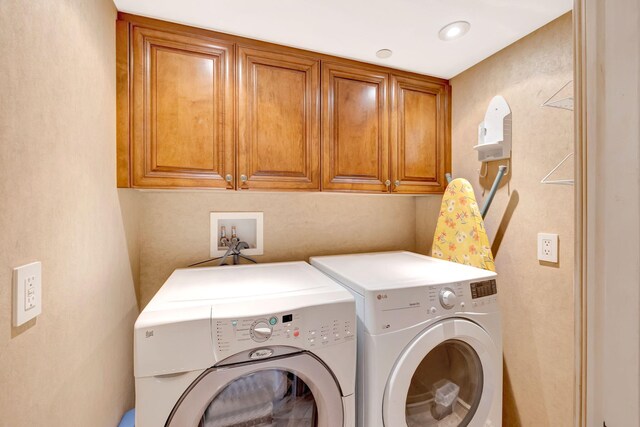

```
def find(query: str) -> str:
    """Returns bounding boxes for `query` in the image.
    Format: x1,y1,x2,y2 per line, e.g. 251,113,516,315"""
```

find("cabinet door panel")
153,48,216,171
391,75,450,193
322,63,389,192
335,79,380,178
238,47,320,190
132,26,234,188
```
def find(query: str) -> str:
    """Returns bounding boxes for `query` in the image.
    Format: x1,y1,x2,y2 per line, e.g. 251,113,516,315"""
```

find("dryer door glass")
405,339,483,427
199,369,318,426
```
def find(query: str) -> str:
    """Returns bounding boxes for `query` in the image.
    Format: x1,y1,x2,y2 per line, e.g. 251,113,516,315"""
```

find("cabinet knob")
225,174,233,183
394,180,401,187
240,174,248,183
385,180,391,188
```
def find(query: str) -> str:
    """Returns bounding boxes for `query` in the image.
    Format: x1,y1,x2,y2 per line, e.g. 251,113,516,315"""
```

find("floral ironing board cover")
431,178,496,272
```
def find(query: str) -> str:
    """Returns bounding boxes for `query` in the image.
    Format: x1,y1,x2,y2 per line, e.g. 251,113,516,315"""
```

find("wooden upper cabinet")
130,26,235,188
117,14,451,194
390,75,450,193
322,62,390,192
237,46,320,190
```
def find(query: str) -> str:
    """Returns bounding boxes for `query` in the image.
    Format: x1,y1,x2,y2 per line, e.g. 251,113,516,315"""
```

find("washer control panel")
213,302,355,356
368,279,498,335
470,279,497,299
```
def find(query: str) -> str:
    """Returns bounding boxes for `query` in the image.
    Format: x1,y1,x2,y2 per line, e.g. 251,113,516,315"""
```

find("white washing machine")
311,251,502,427
134,261,356,427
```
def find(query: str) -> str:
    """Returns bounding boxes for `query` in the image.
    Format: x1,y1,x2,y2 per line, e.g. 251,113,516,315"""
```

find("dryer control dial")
439,288,457,309
250,321,272,342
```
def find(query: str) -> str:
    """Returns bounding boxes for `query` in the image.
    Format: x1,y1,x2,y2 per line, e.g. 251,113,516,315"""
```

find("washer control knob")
439,288,457,309
251,321,272,342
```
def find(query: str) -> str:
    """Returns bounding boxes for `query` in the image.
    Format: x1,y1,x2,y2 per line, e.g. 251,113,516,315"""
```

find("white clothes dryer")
311,251,502,427
134,262,356,427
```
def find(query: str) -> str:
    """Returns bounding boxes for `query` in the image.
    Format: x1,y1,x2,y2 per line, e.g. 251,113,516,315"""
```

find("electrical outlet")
13,261,42,326
537,233,558,263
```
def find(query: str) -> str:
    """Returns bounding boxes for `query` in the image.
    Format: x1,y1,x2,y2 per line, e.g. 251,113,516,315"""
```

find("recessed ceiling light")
376,49,393,59
438,21,471,41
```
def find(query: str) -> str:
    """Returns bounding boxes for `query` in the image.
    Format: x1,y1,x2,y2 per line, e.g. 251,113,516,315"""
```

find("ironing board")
431,178,496,272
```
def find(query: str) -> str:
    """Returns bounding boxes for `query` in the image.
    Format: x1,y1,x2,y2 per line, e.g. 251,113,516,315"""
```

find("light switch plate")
537,233,559,263
13,261,42,326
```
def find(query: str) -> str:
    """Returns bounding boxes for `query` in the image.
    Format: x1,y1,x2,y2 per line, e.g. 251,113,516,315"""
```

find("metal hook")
478,162,488,178
502,159,510,177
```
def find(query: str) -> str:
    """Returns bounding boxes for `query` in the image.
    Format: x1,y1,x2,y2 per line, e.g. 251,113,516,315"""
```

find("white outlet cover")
537,233,559,263
13,261,42,326
210,212,264,257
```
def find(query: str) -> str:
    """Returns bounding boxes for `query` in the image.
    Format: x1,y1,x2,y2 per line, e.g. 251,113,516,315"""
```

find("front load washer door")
166,351,344,427
383,319,500,427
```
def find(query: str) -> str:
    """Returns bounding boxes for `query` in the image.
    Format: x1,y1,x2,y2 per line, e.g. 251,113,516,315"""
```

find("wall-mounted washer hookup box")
210,212,264,257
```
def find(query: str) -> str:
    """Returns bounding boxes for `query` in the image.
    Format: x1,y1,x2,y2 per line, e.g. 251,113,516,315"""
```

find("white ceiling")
114,0,572,79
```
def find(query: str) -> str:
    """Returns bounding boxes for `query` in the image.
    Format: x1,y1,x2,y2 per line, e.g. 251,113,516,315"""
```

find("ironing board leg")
480,165,508,218
445,173,453,184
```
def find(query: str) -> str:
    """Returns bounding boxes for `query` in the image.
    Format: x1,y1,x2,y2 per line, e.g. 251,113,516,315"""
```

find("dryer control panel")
213,302,355,357
366,279,499,335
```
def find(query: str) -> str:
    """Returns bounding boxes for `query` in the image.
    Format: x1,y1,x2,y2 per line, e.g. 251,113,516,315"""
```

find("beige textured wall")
135,191,417,307
415,197,442,254
0,1,138,426
417,13,574,426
